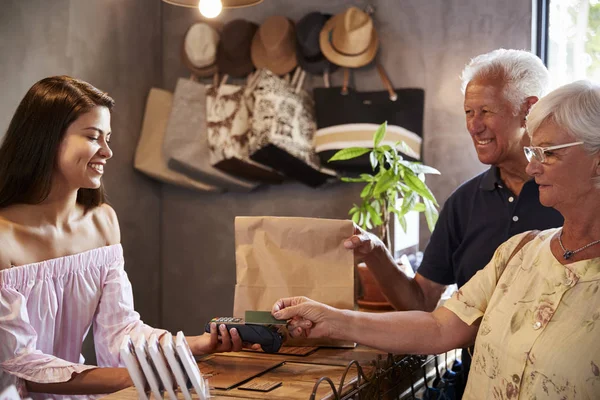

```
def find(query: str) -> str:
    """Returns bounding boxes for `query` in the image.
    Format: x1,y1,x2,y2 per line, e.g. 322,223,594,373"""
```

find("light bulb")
198,0,222,18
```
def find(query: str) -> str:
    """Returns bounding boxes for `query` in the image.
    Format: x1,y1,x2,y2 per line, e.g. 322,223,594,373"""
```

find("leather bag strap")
340,64,398,101
507,230,540,264
376,63,397,101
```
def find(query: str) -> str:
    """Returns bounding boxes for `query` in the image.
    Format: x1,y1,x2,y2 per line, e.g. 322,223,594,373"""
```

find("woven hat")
217,19,258,77
295,12,339,76
251,16,297,75
181,22,219,77
319,7,378,68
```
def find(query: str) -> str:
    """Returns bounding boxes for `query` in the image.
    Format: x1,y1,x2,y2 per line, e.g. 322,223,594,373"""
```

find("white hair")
460,49,550,115
527,80,600,188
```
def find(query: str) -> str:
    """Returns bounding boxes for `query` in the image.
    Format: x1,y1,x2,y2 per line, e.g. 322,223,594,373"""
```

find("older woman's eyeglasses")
523,141,584,163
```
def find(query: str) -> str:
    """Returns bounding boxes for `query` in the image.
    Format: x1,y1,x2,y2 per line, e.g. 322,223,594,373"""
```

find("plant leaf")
341,177,369,183
400,192,419,215
360,183,373,199
370,151,378,170
373,121,387,147
366,203,383,226
423,197,439,232
404,171,439,206
399,161,441,175
412,203,426,212
395,140,418,158
373,170,396,196
396,213,407,233
328,147,371,162
372,200,381,214
363,210,373,229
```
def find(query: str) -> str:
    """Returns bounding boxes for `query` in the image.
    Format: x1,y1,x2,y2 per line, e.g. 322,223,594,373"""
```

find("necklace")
558,229,600,260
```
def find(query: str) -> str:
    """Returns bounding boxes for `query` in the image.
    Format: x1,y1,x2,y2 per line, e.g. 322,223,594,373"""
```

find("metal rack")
310,351,460,399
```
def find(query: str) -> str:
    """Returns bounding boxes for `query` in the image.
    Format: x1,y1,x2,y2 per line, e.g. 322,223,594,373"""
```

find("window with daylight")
537,0,600,86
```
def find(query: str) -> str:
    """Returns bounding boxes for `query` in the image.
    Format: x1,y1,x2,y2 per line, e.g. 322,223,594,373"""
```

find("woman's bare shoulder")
91,204,121,246
0,213,17,270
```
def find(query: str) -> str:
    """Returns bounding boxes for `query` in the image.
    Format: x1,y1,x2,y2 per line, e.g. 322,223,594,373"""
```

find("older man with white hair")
343,49,564,397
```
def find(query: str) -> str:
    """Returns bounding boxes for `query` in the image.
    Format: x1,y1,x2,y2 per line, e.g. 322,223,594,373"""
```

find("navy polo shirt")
418,166,564,288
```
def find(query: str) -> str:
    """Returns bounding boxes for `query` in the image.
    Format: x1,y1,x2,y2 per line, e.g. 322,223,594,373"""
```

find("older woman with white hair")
273,80,600,399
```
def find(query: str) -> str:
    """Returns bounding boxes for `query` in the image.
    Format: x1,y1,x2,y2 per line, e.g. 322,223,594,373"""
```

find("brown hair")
0,76,115,209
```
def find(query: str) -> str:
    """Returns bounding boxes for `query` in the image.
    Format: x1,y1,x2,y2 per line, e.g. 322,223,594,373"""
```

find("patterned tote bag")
163,77,258,192
206,74,284,184
248,68,337,187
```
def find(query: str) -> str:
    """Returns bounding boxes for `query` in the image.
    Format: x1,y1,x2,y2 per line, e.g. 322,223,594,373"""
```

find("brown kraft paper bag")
233,216,355,347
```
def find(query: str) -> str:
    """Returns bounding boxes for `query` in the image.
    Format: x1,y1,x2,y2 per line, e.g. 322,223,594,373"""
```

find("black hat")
217,19,258,78
296,12,339,76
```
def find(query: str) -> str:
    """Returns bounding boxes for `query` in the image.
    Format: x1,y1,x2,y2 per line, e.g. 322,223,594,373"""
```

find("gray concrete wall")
0,0,533,347
159,0,532,335
0,0,163,329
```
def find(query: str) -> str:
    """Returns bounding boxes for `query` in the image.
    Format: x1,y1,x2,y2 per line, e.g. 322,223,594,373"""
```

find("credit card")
244,310,287,326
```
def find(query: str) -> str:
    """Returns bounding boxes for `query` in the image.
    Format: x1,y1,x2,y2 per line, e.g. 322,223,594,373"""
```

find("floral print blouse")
444,228,600,399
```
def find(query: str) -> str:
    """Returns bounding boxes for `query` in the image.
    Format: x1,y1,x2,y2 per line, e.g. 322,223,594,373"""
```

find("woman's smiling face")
55,106,112,190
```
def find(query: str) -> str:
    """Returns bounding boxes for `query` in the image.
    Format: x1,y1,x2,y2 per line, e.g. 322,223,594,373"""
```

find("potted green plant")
328,121,441,306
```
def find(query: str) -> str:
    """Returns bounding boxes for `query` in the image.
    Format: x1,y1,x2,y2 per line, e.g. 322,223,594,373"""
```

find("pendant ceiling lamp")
163,0,263,18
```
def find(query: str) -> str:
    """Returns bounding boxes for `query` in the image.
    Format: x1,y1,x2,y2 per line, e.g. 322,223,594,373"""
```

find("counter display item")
134,335,163,400
175,331,210,400
160,332,193,400
147,334,178,400
119,335,149,400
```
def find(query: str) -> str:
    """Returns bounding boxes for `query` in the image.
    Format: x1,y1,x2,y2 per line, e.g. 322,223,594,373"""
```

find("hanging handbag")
134,88,219,192
313,64,425,174
206,74,284,184
248,68,337,187
163,77,258,192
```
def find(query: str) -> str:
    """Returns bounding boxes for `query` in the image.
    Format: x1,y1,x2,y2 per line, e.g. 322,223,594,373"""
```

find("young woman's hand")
189,323,243,355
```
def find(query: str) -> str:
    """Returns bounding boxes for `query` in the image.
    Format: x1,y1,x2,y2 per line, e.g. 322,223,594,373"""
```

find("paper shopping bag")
233,216,355,347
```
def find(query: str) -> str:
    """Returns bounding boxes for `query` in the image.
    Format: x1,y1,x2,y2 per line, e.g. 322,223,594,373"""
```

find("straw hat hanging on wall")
319,6,378,68
181,22,220,77
217,19,258,77
251,16,298,75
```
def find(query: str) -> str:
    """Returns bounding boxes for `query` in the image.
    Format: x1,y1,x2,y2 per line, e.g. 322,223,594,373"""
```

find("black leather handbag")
313,64,425,174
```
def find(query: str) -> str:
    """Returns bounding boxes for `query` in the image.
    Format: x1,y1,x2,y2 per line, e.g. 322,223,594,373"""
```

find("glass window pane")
547,0,600,87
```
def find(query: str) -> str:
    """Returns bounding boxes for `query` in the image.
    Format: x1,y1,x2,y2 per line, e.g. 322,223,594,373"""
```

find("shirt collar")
479,165,502,191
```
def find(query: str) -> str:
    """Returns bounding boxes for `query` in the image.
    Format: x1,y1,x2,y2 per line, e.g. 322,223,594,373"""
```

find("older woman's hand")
344,224,384,262
272,296,335,339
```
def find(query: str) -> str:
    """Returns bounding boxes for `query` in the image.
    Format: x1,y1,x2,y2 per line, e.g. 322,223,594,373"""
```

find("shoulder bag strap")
507,230,540,263
375,63,397,101
340,64,397,101
341,67,350,95
294,69,306,94
323,69,330,88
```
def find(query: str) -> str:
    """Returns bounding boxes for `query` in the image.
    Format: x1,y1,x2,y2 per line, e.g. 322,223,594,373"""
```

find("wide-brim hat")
296,12,339,76
319,7,378,68
181,22,220,77
251,16,297,75
217,19,258,78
